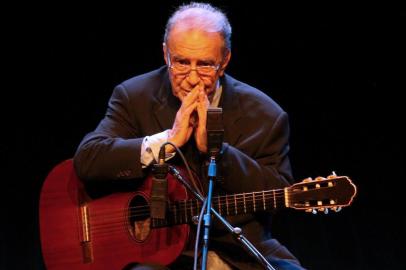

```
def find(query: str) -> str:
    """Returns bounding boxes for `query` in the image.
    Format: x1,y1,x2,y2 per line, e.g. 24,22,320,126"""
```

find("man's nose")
186,69,201,86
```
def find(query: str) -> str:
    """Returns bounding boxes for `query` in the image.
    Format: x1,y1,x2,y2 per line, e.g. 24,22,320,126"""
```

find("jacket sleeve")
73,85,145,182
220,111,292,193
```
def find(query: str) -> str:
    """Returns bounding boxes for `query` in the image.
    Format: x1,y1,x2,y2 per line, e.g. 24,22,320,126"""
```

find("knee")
123,262,169,270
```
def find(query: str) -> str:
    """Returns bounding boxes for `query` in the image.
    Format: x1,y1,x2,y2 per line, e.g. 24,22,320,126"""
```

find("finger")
183,81,205,106
198,87,204,102
199,90,209,109
182,88,199,108
183,101,198,117
174,101,197,130
197,92,208,120
181,92,199,113
186,125,194,139
198,80,205,92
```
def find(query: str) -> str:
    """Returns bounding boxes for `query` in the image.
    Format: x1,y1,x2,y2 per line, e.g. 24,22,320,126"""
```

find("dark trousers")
127,242,306,270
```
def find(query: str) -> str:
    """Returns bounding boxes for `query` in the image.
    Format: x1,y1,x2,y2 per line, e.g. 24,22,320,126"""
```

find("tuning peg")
328,181,334,187
324,208,329,214
315,176,326,181
327,171,337,179
302,177,313,182
306,208,318,214
333,207,342,212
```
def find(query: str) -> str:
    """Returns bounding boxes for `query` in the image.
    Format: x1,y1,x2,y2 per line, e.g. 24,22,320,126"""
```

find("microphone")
206,107,224,158
150,145,168,219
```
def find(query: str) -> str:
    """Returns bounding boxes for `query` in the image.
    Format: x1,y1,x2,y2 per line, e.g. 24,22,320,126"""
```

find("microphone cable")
158,141,205,270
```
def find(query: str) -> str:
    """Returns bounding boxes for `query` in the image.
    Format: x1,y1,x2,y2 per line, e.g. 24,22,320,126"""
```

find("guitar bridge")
79,204,93,263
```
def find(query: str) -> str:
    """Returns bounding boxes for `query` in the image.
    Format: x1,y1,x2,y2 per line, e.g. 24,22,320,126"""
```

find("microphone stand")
161,104,276,269
168,165,276,270
200,154,216,270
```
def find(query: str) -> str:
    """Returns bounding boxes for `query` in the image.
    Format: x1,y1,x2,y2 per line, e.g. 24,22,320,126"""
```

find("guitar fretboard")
152,189,286,228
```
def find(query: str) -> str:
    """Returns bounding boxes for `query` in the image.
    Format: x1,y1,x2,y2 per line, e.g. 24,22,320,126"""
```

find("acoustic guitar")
39,159,357,269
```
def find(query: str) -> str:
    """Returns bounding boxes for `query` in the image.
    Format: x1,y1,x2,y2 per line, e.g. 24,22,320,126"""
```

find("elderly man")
74,2,304,270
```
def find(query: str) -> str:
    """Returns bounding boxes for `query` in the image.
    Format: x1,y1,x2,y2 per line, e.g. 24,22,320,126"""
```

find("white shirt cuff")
140,129,175,167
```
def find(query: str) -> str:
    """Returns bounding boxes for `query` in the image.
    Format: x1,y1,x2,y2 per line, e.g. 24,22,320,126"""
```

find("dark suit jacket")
74,66,298,269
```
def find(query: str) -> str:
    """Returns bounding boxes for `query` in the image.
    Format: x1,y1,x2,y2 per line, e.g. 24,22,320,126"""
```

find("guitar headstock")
287,172,357,214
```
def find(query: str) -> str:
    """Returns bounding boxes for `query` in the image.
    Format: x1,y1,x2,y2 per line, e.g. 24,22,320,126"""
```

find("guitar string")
90,202,324,236
87,199,290,232
67,184,345,235
88,190,289,218
88,202,287,235
89,208,344,234
87,200,342,237
88,198,344,236
78,189,334,233
88,225,185,237
93,196,339,224
90,192,293,217
90,199,284,221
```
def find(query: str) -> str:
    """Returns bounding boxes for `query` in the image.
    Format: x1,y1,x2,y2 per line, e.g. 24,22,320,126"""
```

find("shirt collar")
210,80,222,108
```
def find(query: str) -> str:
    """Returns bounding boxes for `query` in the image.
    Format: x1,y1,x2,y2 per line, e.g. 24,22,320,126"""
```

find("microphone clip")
150,148,169,220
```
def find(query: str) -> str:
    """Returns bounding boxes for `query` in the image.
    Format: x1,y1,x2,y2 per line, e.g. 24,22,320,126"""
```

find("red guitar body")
39,159,190,270
40,159,357,269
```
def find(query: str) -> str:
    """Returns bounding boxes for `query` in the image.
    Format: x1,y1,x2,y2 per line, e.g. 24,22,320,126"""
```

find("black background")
2,1,404,269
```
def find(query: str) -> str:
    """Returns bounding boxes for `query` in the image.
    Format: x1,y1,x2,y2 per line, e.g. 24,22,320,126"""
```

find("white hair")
164,2,232,50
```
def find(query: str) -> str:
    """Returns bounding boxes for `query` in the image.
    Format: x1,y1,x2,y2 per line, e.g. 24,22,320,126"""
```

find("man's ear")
163,43,168,65
218,50,231,77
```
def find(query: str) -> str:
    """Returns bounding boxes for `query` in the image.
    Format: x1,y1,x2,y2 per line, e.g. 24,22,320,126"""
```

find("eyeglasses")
167,51,221,77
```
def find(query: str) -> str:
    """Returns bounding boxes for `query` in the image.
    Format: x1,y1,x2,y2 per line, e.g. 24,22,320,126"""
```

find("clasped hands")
168,82,210,153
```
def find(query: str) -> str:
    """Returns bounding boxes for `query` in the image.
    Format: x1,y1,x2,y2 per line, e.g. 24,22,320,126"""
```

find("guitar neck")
152,189,286,227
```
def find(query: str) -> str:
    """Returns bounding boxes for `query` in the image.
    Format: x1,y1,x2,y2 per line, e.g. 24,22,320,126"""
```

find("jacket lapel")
220,75,243,146
152,72,180,131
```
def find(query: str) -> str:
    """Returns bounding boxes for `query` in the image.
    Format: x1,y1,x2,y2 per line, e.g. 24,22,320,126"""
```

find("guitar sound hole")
128,195,151,242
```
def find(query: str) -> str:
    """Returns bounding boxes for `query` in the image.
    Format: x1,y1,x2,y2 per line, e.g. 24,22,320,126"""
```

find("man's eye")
176,59,189,65
198,62,213,67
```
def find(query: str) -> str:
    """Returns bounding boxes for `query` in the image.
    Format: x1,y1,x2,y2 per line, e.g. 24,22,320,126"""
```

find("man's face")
164,26,230,101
